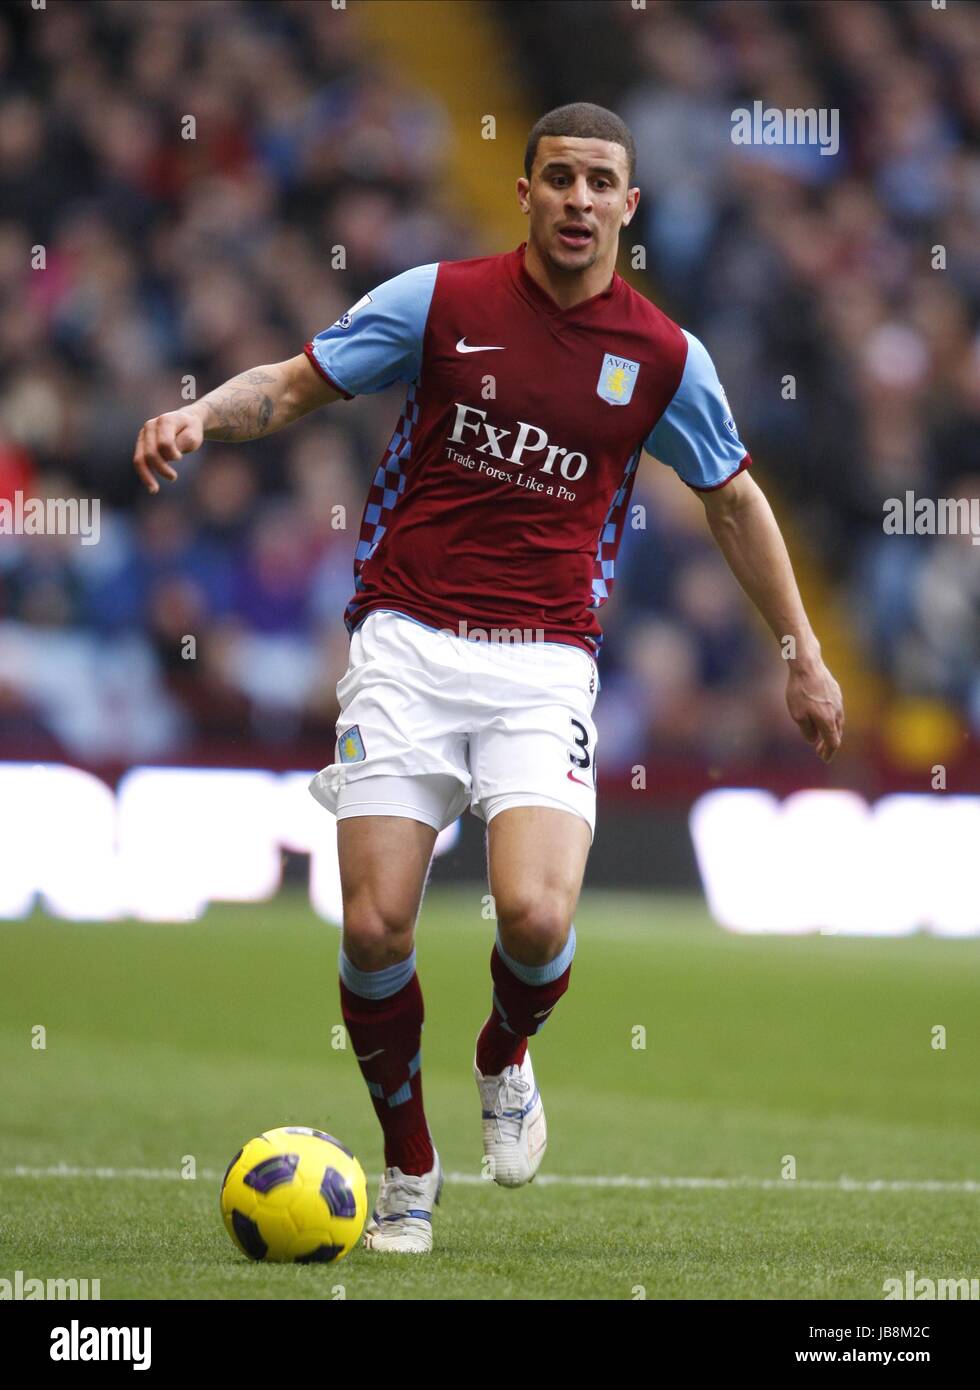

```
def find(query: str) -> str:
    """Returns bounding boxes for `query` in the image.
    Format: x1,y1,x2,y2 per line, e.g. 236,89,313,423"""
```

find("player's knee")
495,899,571,966
341,896,415,970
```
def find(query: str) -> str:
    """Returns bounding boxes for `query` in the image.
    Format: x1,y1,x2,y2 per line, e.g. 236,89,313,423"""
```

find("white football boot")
474,1049,547,1187
362,1150,443,1253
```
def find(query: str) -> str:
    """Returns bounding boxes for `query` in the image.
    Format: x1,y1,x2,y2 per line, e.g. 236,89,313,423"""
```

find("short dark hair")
524,102,636,185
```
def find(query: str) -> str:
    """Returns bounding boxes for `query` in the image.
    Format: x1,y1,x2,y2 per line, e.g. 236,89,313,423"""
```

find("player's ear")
622,186,640,227
516,176,531,214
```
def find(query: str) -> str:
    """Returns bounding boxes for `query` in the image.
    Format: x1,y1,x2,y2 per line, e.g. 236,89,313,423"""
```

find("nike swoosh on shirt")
456,338,506,353
567,769,591,788
354,1048,385,1062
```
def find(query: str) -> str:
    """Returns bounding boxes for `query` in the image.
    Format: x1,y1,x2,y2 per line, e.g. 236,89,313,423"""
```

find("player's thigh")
337,813,437,969
468,639,599,843
310,611,472,805
486,804,591,963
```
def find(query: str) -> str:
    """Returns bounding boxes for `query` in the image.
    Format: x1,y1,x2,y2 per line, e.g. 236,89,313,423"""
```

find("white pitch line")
1,1165,977,1194
3,1165,216,1181
451,1173,980,1194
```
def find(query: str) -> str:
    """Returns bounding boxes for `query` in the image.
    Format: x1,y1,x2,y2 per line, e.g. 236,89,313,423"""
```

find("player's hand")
786,659,844,763
133,408,204,494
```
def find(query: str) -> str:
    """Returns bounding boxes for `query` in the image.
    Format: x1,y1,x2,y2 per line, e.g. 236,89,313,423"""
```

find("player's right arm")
134,263,437,494
133,354,341,494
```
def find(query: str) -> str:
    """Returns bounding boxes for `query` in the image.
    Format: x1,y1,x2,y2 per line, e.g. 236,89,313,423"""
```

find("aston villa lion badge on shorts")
597,353,639,406
338,725,366,762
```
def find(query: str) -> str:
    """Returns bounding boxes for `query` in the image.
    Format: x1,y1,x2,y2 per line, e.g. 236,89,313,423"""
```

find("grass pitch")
1,888,978,1300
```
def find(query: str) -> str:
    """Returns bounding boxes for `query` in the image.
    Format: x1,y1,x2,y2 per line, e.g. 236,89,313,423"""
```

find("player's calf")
473,927,575,1187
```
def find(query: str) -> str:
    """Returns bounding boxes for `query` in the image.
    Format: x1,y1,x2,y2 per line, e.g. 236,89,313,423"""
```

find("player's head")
518,102,639,275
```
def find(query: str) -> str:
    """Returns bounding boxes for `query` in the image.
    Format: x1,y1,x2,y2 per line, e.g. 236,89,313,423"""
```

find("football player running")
134,103,844,1253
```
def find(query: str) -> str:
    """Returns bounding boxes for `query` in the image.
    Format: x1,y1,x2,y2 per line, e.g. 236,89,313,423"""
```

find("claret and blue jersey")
304,244,751,655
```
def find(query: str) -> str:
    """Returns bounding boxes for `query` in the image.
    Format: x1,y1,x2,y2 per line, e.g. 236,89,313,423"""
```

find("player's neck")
522,239,615,311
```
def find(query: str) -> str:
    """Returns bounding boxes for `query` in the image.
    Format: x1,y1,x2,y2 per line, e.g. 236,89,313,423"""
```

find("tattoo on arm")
198,368,280,441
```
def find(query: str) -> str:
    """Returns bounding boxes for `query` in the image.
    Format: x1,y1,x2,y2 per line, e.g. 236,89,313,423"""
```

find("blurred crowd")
0,0,474,762
0,0,977,775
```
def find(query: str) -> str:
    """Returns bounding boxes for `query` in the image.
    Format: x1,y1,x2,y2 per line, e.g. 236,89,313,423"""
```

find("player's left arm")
698,470,844,763
645,330,843,762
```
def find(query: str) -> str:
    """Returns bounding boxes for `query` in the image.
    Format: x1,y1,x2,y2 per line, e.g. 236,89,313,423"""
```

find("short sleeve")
304,263,438,398
644,330,751,490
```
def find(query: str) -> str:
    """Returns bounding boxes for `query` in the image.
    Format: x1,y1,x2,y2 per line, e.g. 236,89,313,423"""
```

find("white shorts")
309,609,599,838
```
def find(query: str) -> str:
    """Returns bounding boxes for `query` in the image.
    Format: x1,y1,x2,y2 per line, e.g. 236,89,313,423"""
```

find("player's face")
517,136,639,275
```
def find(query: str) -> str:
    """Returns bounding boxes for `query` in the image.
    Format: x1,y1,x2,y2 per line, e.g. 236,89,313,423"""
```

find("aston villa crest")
597,353,639,406
338,725,366,763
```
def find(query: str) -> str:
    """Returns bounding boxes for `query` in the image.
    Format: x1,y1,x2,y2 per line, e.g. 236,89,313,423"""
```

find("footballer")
133,103,844,1253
